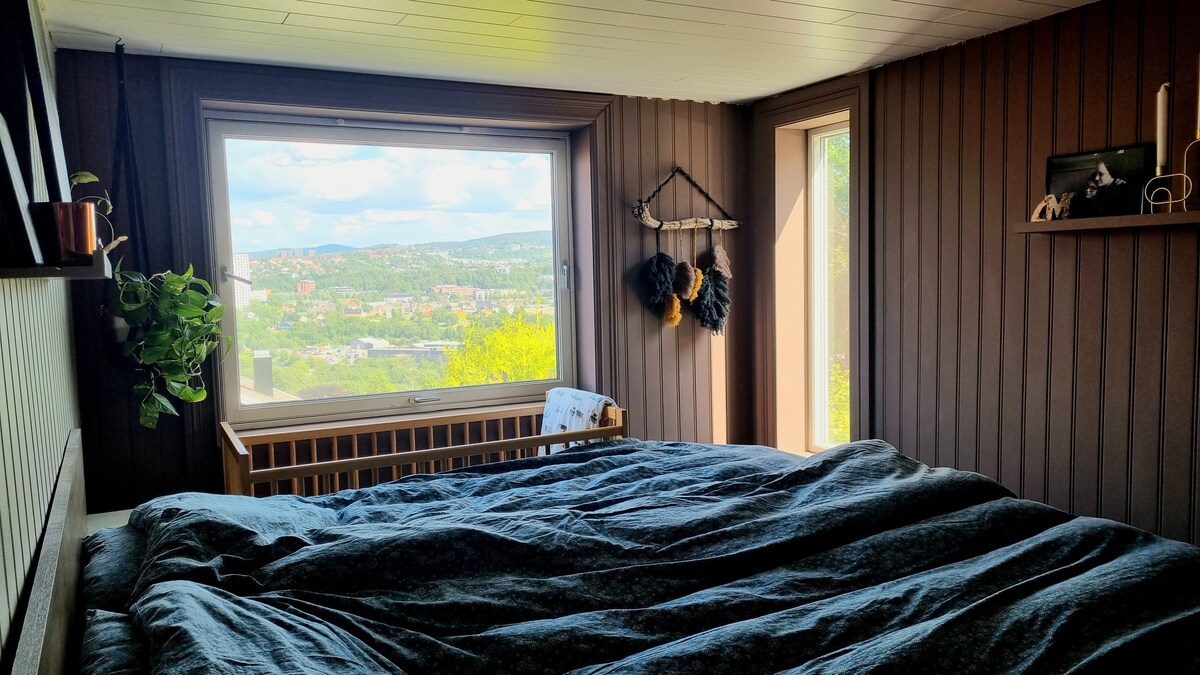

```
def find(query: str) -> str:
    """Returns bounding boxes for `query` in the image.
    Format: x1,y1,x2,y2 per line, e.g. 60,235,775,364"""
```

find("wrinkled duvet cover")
80,439,1200,674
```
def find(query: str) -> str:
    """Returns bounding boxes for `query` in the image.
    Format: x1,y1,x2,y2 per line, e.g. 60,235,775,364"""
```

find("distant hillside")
245,243,357,259
243,232,550,259
427,230,552,249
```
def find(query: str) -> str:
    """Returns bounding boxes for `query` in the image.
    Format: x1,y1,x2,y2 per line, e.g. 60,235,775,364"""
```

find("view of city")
219,137,561,406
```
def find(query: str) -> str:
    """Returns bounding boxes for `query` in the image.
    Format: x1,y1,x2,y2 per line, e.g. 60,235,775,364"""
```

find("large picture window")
206,118,575,426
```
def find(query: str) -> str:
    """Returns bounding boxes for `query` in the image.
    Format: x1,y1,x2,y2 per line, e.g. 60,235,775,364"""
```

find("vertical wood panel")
673,100,696,442
0,279,80,649
978,33,1008,481
882,64,903,447
722,102,750,444
957,39,983,474
1127,0,1171,534
917,52,941,468
618,98,645,439
867,0,1200,543
1071,2,1112,518
1161,0,1200,544
1046,11,1082,514
1099,0,1142,525
936,46,962,470
1020,15,1057,505
1162,230,1198,541
900,58,922,459
697,103,715,444
641,98,666,441
999,24,1031,495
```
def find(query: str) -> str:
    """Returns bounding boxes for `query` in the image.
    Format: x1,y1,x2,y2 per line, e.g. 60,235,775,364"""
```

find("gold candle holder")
1142,138,1200,213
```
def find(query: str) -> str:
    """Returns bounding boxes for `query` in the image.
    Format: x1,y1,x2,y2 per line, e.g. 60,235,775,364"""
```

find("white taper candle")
1157,83,1169,171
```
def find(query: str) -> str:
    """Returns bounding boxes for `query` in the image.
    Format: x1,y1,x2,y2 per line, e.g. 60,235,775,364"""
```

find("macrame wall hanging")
634,167,737,334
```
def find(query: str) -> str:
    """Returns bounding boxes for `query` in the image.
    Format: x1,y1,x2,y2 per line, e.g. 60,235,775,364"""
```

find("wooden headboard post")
219,422,252,496
11,429,86,675
600,404,626,437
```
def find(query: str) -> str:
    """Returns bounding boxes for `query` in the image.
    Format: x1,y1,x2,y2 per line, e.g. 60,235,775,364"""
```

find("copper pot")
32,201,96,264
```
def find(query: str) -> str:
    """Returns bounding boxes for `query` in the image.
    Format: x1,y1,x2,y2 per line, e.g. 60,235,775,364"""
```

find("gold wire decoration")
1142,137,1200,213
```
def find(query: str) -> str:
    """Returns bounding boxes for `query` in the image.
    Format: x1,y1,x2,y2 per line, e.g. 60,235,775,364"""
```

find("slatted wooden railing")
220,403,627,497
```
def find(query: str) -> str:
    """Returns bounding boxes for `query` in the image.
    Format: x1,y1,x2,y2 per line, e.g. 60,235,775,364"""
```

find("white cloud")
303,158,398,201
361,209,427,223
251,209,278,226
225,140,558,250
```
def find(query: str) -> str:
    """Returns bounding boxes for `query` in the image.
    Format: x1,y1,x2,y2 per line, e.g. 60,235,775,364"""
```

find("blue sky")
223,139,554,252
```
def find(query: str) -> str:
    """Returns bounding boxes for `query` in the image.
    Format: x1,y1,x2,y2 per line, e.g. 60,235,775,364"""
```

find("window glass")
809,126,851,448
208,121,574,425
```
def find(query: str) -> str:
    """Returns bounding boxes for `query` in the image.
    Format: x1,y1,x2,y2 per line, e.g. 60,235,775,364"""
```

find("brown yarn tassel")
688,267,704,303
673,261,696,298
713,243,732,279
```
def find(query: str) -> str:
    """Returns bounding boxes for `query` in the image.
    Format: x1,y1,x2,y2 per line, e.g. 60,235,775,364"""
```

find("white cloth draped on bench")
539,387,615,454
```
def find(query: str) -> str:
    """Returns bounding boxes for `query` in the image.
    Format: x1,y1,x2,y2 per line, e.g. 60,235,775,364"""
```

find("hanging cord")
110,39,151,269
637,166,734,221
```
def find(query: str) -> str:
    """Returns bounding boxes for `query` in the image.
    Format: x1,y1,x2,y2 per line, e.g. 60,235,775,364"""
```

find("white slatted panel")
0,278,79,646
42,0,1096,103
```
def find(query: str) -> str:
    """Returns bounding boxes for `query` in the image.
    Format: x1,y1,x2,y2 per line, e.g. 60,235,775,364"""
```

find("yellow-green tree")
443,312,557,386
826,130,851,444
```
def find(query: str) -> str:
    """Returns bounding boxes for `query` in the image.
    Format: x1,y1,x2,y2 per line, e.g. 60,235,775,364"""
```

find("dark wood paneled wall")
869,0,1200,544
55,50,750,512
0,0,80,660
606,97,749,445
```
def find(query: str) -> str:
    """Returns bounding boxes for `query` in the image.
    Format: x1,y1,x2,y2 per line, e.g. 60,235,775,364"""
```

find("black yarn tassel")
638,251,677,316
694,266,730,333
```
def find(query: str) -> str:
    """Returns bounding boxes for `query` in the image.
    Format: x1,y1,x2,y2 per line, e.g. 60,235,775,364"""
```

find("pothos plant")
112,261,230,428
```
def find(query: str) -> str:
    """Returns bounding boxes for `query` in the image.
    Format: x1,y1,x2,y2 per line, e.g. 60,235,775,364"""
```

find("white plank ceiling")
40,0,1094,103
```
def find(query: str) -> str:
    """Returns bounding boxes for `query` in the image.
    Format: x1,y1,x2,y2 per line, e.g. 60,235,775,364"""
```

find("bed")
77,436,1200,674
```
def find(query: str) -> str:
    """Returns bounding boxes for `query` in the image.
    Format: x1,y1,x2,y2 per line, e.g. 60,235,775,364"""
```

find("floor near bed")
87,510,131,534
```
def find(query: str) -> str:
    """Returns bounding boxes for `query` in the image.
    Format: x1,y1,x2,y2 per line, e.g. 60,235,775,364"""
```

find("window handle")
561,260,571,290
409,396,442,404
221,265,252,285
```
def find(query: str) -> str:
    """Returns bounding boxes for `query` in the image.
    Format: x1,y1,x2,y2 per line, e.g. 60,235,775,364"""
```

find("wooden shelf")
0,250,111,280
1013,210,1199,234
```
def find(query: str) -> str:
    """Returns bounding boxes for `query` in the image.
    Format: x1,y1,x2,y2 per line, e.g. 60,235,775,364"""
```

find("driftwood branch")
634,202,739,231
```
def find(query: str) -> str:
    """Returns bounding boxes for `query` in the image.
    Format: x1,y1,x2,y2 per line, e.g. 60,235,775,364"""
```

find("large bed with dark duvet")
80,439,1200,674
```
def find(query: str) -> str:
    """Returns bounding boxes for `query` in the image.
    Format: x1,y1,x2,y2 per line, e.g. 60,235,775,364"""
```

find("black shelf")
0,250,111,280
1013,210,1199,234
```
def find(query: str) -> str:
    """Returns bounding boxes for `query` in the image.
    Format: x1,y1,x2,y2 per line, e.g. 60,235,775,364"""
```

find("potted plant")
31,171,117,264
111,261,230,428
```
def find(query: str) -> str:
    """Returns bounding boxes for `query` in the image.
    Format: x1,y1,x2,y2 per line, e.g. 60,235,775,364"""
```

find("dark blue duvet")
80,439,1200,674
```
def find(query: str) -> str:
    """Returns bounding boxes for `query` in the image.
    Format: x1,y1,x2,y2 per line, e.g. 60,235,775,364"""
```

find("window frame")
752,73,871,449
205,116,577,428
806,121,850,452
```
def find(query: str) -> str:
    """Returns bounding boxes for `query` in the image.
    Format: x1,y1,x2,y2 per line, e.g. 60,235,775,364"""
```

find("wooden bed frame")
11,429,85,675
220,402,628,497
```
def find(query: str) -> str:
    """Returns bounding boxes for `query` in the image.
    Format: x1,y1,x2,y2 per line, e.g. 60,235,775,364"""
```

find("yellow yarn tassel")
688,268,704,303
665,294,683,327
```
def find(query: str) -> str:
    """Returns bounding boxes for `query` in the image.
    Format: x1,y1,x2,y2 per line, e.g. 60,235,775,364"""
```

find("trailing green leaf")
111,264,228,429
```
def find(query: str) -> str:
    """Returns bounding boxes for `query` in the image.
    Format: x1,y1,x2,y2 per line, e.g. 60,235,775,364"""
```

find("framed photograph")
1046,143,1153,219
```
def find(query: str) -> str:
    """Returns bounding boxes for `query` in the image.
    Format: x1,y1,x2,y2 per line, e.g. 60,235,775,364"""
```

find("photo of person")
1047,144,1152,219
